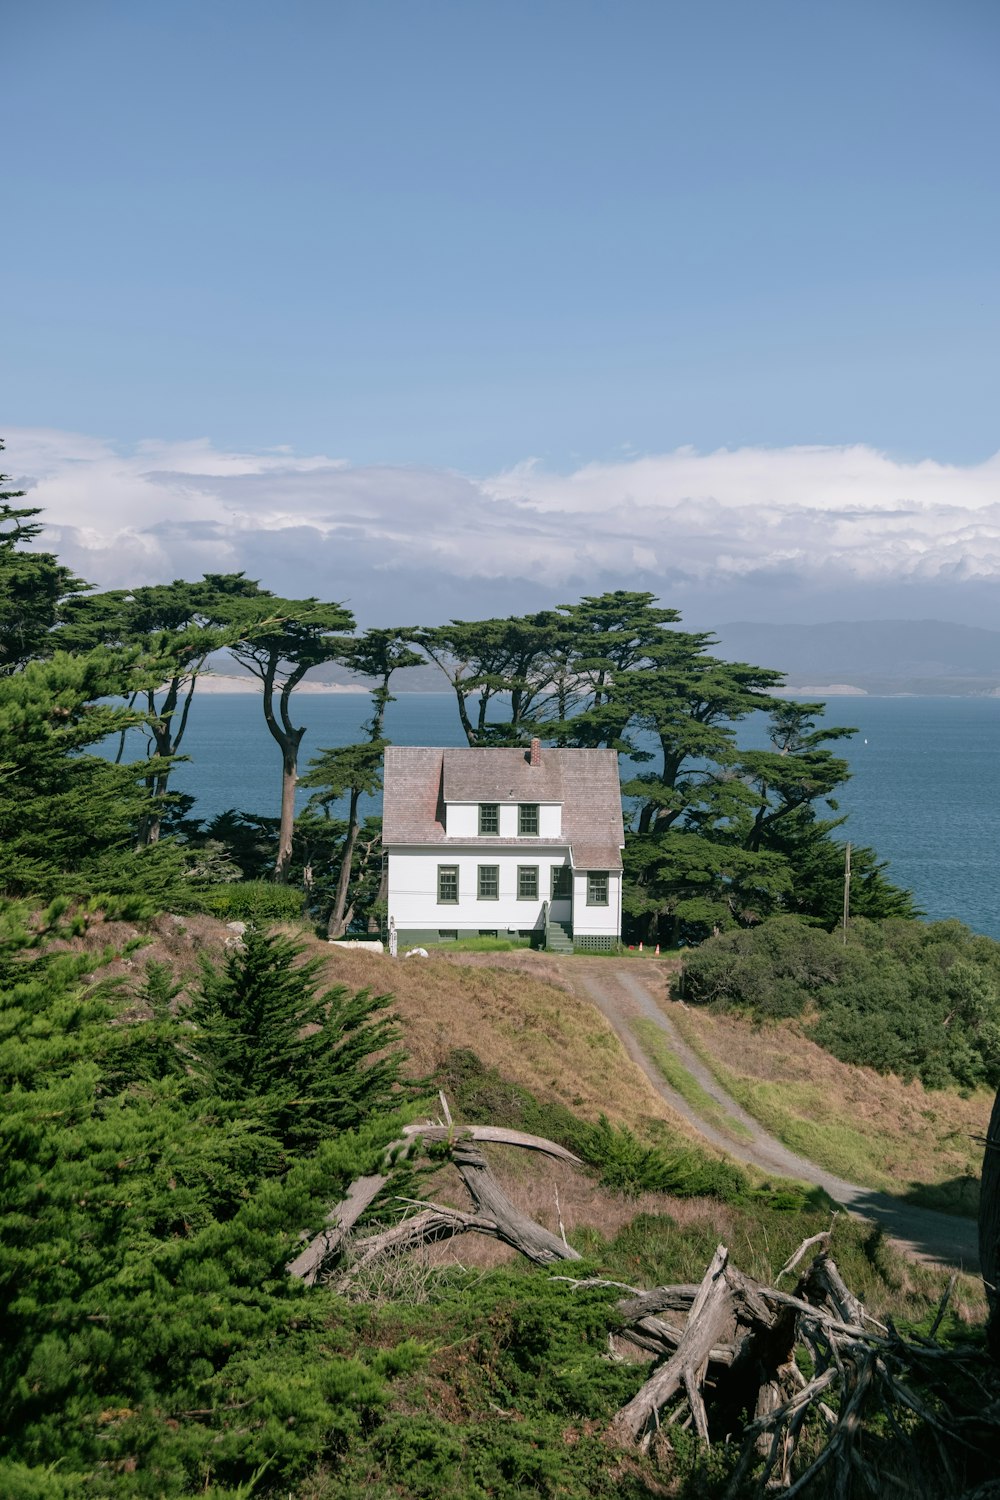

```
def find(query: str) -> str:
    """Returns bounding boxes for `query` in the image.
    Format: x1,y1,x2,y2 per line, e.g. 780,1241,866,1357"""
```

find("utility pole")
842,842,851,944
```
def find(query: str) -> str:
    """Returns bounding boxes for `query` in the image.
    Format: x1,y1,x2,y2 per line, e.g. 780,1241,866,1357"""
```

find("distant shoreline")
194,675,369,695
192,675,1000,699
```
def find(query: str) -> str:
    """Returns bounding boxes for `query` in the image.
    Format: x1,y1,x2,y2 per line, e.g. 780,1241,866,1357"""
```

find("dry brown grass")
314,942,701,1139
57,910,235,996
412,1151,732,1271
80,914,705,1143
665,1000,991,1203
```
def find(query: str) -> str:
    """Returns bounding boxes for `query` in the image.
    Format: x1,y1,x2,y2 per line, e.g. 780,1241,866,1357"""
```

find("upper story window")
518,803,539,836
479,803,499,835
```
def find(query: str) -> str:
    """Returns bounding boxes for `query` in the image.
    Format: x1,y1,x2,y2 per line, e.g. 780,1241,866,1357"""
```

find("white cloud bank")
5,428,1000,624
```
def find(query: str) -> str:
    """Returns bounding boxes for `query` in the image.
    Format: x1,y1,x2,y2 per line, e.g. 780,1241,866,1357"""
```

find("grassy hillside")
664,997,991,1215
97,918,989,1217
12,912,993,1498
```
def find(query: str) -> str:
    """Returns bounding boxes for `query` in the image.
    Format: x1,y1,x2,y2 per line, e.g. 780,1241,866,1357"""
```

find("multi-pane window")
517,865,539,900
477,864,499,900
550,865,572,899
518,803,539,836
437,865,459,904
586,871,609,906
479,803,499,835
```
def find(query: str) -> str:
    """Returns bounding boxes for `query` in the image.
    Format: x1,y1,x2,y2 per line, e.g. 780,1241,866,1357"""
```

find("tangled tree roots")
289,1101,1000,1495
583,1237,999,1496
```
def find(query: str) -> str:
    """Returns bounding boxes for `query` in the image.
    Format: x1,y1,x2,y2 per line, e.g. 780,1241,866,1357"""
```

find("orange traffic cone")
655,944,660,956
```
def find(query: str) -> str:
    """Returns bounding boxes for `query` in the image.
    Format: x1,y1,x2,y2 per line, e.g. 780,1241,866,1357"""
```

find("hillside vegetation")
680,915,1000,1091
2,458,997,1497
664,998,991,1216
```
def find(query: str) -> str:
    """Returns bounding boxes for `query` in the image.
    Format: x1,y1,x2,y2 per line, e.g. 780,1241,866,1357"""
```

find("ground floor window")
517,865,539,899
477,864,499,899
587,871,609,905
437,865,459,903
550,865,572,899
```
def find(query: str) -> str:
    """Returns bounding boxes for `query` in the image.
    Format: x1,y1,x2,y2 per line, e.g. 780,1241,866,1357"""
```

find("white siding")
443,802,562,838
538,803,562,838
571,870,621,938
388,846,573,933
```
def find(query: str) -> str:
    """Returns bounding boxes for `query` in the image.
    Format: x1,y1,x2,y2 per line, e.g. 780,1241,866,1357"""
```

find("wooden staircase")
545,918,574,954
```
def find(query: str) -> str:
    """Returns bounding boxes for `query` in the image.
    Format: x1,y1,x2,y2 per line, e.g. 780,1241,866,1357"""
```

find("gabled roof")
443,748,564,803
382,745,624,871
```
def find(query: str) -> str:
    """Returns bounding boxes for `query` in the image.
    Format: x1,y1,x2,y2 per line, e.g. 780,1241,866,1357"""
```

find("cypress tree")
187,926,406,1153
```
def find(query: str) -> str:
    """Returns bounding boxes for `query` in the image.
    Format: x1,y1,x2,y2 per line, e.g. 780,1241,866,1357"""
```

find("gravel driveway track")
568,959,979,1271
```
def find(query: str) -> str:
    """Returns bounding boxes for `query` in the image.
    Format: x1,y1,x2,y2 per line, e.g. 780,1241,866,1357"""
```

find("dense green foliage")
680,915,1000,1089
0,904,420,1496
187,926,406,1153
0,649,189,904
0,449,87,675
415,594,914,941
199,876,306,922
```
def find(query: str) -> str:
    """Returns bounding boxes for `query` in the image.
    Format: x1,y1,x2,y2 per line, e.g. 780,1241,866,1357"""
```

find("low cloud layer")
6,428,1000,627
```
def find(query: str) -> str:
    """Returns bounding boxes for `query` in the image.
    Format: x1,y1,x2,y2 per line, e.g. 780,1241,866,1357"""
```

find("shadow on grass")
902,1173,980,1219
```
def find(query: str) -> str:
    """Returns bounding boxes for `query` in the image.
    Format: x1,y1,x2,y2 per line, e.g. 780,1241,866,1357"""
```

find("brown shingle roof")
442,748,564,803
382,745,624,870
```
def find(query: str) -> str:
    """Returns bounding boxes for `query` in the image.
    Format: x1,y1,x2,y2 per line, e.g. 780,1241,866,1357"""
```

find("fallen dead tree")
590,1236,999,1496
287,1098,583,1285
288,1100,999,1495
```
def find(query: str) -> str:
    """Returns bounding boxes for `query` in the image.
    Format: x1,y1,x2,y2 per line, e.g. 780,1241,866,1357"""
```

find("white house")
382,740,624,951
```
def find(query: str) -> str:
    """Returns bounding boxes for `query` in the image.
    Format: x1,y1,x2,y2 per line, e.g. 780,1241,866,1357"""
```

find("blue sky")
3,1,999,625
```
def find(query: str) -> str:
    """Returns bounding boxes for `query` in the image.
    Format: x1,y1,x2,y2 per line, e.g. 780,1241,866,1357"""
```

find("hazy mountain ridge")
714,620,1000,696
211,620,1000,697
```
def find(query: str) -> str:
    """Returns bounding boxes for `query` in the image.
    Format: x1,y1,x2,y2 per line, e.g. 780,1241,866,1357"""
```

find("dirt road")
565,959,979,1271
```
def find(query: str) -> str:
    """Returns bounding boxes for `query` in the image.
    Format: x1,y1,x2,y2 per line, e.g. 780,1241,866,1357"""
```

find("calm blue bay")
147,692,999,941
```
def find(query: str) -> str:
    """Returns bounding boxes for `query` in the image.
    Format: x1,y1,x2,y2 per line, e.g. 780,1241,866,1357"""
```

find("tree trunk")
327,785,361,938
274,747,298,884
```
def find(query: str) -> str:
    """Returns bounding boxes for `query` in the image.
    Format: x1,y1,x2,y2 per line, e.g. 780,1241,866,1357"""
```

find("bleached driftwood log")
287,1113,582,1284
604,1238,998,1498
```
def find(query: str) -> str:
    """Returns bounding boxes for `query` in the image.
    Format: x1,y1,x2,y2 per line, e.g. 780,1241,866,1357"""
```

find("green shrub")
583,1115,750,1200
680,915,1000,1090
0,901,413,1495
197,879,305,923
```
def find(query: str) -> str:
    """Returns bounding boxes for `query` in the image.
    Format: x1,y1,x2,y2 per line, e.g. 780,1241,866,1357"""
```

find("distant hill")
713,620,1000,696
212,620,1000,698
212,653,449,693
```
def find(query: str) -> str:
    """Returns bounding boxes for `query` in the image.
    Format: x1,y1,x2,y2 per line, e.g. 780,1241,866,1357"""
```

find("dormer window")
518,804,539,836
479,803,499,835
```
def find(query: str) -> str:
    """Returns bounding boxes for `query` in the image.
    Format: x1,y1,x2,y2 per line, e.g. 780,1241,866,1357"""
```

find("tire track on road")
571,960,979,1271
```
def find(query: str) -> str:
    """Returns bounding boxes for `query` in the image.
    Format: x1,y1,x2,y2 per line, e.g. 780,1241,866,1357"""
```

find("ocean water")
149,691,999,940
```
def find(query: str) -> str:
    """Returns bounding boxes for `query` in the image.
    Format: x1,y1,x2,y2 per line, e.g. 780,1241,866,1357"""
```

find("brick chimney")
529,737,541,767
